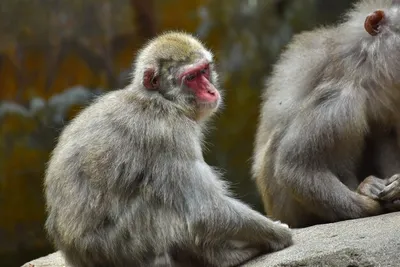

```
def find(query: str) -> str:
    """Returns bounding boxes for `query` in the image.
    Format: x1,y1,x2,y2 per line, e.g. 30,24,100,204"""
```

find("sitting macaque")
252,0,400,228
44,31,292,267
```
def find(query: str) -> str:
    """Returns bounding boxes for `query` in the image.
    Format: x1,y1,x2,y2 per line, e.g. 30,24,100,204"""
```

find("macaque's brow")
158,58,188,73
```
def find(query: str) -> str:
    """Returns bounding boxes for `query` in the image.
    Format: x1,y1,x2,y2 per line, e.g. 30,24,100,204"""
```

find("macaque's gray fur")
253,0,400,228
44,31,292,267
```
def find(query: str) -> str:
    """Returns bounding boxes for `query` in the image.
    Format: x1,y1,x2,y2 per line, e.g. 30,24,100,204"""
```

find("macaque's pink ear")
143,69,160,90
364,10,385,36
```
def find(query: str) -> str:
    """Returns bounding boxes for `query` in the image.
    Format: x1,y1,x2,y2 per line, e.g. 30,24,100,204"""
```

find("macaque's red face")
142,57,221,120
179,62,220,105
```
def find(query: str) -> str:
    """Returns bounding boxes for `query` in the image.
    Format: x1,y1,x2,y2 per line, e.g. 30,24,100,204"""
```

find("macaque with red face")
44,31,292,267
252,0,400,228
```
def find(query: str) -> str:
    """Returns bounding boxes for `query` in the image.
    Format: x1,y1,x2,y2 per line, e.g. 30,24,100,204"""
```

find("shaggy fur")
44,31,292,267
253,0,400,228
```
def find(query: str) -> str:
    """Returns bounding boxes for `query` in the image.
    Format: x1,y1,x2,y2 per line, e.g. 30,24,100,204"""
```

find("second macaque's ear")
364,10,385,36
143,68,160,90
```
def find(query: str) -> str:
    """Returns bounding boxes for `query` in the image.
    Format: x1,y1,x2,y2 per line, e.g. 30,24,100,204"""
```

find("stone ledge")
23,212,400,267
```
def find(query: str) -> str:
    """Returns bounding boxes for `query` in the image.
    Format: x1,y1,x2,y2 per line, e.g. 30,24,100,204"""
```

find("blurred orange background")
0,0,355,266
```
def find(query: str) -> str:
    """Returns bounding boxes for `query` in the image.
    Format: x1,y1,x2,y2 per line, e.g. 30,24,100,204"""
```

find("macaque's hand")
379,174,400,202
357,175,400,212
357,175,388,200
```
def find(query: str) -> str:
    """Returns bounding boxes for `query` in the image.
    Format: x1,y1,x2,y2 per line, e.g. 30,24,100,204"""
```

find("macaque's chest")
356,124,399,182
357,135,379,182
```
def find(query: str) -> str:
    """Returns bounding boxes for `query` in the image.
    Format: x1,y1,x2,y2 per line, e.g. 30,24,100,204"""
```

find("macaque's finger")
388,174,400,184
357,176,386,199
379,180,400,201
370,186,382,197
371,180,386,191
358,185,379,199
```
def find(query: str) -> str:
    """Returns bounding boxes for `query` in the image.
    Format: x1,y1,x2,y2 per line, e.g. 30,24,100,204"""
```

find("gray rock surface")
245,212,400,267
22,212,400,267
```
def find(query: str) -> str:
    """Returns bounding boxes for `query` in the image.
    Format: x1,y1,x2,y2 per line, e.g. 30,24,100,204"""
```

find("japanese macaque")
44,31,292,267
252,0,400,228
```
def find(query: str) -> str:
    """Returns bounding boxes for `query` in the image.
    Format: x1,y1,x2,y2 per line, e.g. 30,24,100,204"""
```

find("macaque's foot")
357,175,388,200
268,221,293,251
273,220,289,229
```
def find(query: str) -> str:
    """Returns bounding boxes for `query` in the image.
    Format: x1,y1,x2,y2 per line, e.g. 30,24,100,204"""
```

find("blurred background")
0,0,356,266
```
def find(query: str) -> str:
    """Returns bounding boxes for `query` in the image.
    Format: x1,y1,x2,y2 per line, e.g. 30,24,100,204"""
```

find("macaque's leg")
190,195,292,266
203,242,261,267
205,197,292,250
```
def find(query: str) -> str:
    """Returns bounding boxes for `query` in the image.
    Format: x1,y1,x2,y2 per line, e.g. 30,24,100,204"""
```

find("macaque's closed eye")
180,63,210,83
186,73,197,81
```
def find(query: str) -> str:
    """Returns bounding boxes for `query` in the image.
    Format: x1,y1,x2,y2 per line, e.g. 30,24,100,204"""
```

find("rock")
244,212,400,267
21,252,66,267
22,212,400,267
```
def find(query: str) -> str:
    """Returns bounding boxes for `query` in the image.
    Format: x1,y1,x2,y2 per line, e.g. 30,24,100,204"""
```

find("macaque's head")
132,31,222,121
344,1,400,41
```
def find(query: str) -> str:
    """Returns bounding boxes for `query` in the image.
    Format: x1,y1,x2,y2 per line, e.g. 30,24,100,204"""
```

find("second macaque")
253,0,400,228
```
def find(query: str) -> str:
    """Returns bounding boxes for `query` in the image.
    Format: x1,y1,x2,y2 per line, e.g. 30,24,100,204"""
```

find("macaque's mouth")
196,87,220,103
196,97,220,111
